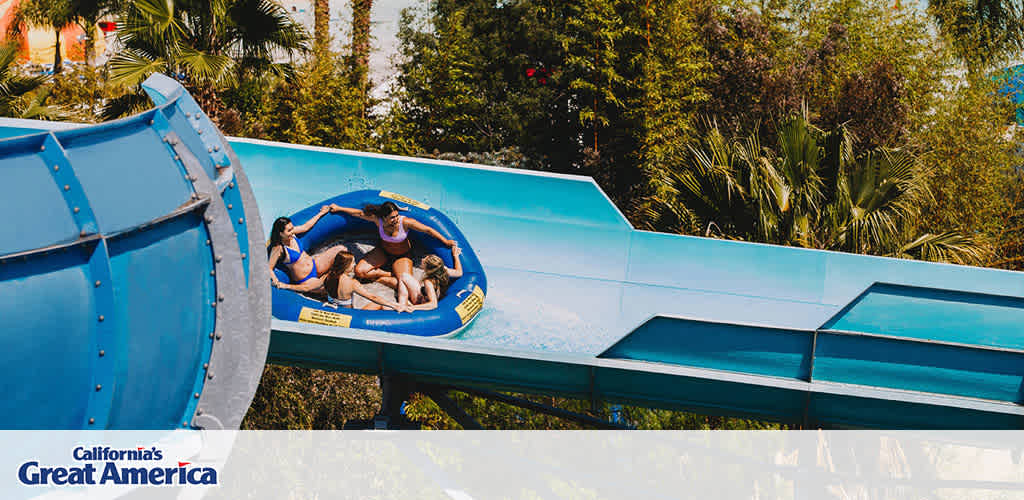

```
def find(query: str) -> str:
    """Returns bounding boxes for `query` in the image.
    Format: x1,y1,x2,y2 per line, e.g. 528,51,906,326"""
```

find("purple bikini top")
378,216,408,243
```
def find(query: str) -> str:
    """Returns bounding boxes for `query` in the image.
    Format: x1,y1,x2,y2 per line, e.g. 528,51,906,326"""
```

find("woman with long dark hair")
267,207,348,286
326,201,456,287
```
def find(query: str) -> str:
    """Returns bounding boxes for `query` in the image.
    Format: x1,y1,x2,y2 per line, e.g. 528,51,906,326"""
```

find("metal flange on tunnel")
0,74,270,430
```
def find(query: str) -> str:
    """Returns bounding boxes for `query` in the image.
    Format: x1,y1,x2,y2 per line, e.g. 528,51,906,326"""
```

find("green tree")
928,0,1024,70
0,43,65,119
16,0,76,74
646,114,985,263
104,0,308,120
350,0,373,112
245,45,369,149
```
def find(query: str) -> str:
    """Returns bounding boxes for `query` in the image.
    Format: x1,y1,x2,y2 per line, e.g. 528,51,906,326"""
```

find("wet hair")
324,251,354,298
268,217,292,258
362,201,400,219
422,255,450,299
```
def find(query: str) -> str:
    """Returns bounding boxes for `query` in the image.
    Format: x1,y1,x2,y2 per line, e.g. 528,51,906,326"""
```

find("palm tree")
104,0,309,119
0,43,65,119
14,0,76,74
644,114,985,264
314,0,329,50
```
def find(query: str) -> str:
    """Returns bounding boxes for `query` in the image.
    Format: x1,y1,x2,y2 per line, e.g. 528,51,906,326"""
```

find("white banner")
3,431,1024,499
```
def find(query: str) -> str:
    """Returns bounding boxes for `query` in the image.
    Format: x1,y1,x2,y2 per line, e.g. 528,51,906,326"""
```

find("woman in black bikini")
326,201,456,287
400,246,464,311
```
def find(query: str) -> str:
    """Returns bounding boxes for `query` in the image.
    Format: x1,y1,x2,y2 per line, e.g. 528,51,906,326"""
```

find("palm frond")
893,231,989,265
107,48,168,88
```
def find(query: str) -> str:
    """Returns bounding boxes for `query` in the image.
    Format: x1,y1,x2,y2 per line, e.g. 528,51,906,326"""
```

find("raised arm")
447,245,463,279
404,218,455,247
268,246,284,286
327,203,376,222
292,205,331,235
275,277,324,293
353,282,409,312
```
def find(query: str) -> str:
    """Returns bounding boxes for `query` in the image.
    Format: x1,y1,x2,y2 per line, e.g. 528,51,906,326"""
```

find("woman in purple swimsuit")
326,201,455,287
267,207,349,287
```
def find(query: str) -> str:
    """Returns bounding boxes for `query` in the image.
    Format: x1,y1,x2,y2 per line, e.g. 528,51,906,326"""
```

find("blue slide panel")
813,333,1024,403
0,134,80,254
807,391,1024,429
822,283,1024,349
600,317,814,381
0,246,95,428
56,111,193,234
104,213,216,428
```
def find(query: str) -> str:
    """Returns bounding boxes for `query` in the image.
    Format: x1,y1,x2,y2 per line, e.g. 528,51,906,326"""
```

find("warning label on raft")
456,286,485,324
379,191,430,210
298,307,352,328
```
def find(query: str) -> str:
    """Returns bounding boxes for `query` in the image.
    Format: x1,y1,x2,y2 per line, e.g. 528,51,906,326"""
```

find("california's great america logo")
17,446,217,486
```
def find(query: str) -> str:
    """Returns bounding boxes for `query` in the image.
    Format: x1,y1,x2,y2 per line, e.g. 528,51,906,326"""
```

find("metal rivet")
185,112,191,118
211,302,217,307
196,408,203,415
40,145,45,151
207,147,213,153
208,373,214,380
218,295,224,302
183,422,188,427
149,119,154,125
95,384,102,391
198,129,203,135
205,239,211,246
53,165,59,171
98,350,105,357
205,216,213,223
215,255,222,263
63,184,70,191
174,155,180,161
214,145,219,152
94,280,101,287
80,230,87,237
203,363,209,370
238,218,243,224
227,204,233,209
241,253,247,260
97,315,104,322
88,418,94,424
210,270,215,276
209,332,215,339
194,393,200,399
163,137,169,143
73,207,79,213
215,333,222,340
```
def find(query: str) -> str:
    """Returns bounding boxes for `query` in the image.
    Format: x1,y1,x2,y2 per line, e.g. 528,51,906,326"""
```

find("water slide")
2,77,1024,429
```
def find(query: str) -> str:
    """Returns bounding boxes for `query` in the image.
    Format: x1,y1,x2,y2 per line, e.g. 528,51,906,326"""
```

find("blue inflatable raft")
271,190,486,337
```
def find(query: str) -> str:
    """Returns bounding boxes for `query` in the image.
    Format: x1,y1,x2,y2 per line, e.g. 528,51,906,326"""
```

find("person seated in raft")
274,252,410,312
325,201,456,286
399,246,463,311
267,208,349,286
